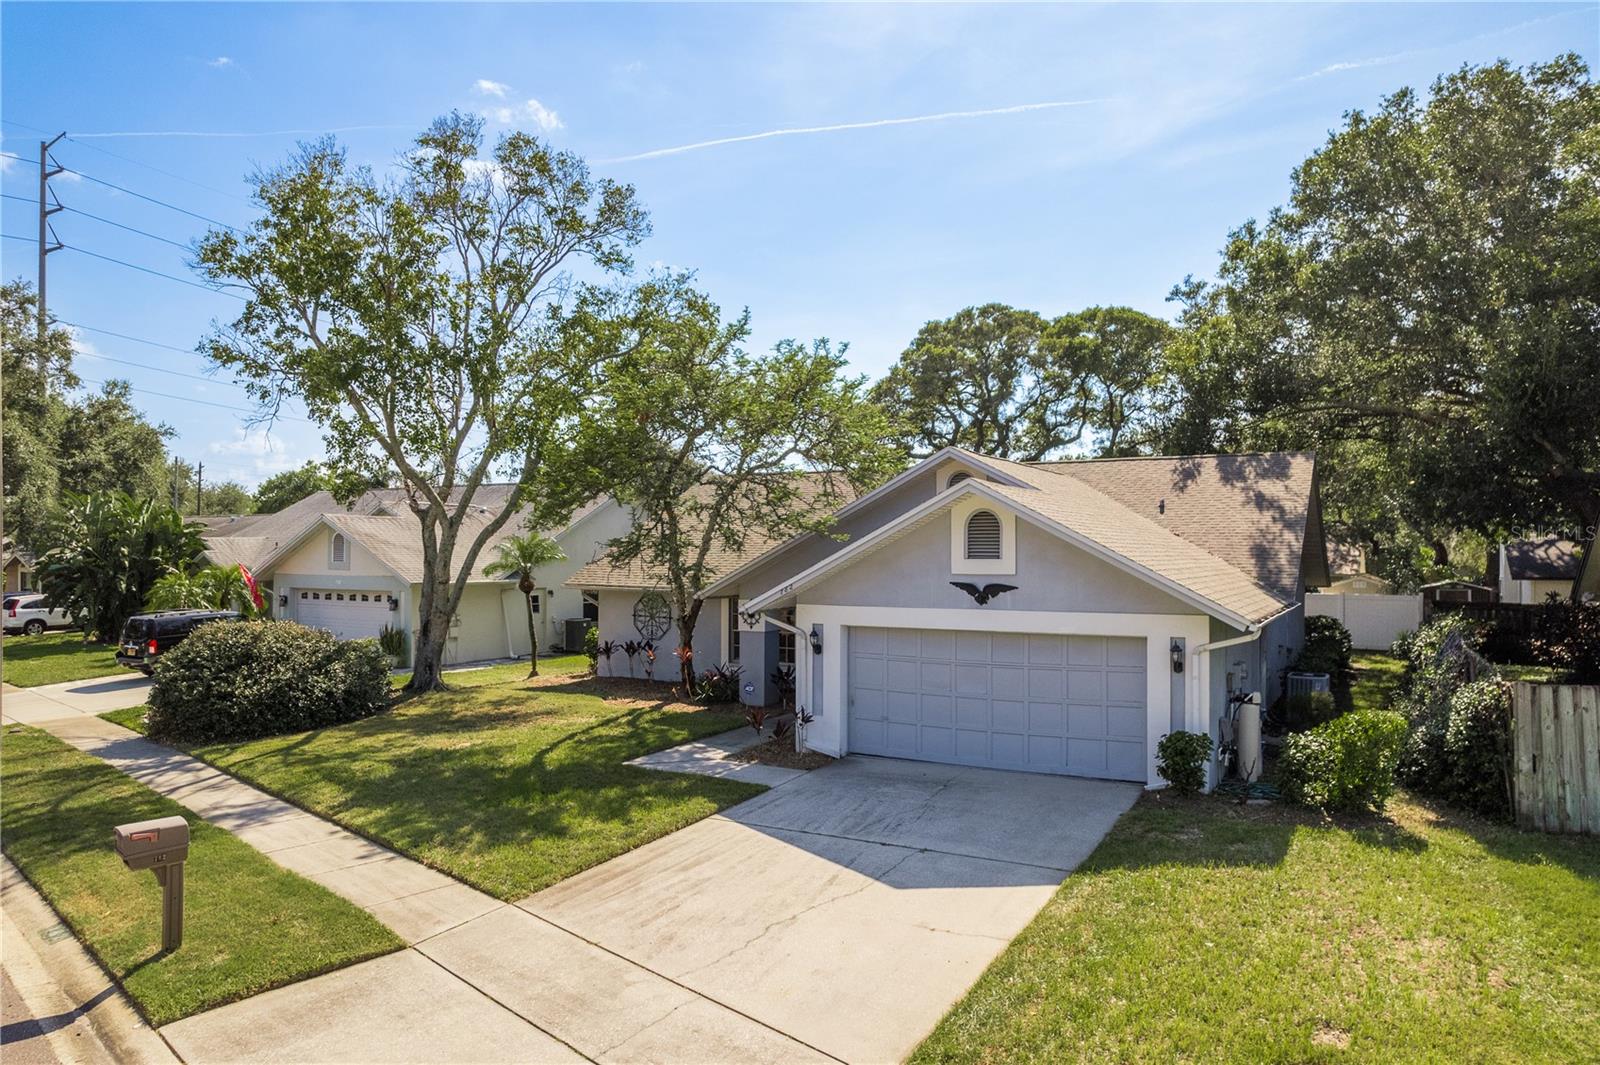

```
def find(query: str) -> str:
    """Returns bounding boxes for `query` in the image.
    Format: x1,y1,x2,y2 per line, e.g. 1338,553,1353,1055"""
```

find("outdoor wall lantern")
1170,639,1185,674
277,593,288,608
387,595,399,611
809,629,823,655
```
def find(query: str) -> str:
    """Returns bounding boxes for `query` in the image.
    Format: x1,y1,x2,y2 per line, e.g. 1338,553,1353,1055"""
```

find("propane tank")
1235,693,1263,783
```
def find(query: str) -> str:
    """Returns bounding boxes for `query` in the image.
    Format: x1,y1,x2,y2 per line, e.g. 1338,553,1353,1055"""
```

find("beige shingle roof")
567,473,862,591
205,484,602,582
736,449,1316,626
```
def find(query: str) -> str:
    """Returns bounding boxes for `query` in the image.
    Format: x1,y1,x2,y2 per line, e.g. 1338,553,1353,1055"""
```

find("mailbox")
112,815,189,951
112,816,189,871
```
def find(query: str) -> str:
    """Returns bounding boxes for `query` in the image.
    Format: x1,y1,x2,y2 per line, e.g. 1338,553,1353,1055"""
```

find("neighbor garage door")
296,589,391,641
847,628,1147,781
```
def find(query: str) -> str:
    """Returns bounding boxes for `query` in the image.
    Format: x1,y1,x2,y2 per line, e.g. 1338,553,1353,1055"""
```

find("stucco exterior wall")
530,501,636,651
593,589,726,683
273,526,398,581
801,509,1197,616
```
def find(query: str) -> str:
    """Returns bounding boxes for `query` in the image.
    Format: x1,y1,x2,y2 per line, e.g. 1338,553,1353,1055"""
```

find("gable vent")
947,471,973,488
331,532,347,564
965,510,1002,560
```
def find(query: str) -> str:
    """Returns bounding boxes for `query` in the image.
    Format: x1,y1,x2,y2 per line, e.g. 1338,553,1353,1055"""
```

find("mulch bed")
728,735,836,771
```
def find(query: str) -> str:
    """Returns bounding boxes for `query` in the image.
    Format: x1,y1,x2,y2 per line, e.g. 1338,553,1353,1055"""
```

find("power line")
1,150,242,234
0,121,254,205
6,193,194,250
61,244,244,298
72,345,247,390
60,321,200,356
76,375,313,423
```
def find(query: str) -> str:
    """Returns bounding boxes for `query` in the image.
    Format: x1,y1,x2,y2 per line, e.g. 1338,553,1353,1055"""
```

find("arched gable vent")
965,510,1003,560
331,532,348,565
947,471,974,488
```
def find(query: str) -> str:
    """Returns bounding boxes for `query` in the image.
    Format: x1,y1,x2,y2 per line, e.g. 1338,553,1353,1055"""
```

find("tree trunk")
408,577,454,693
526,593,539,678
676,598,703,690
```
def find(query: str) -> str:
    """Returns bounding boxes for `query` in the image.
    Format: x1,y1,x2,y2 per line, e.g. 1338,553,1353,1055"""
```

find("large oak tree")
197,113,669,691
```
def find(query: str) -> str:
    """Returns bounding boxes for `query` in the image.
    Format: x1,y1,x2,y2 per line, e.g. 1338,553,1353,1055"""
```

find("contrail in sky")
597,99,1108,163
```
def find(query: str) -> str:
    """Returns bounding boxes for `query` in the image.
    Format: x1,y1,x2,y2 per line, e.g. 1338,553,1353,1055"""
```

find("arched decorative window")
331,532,348,566
965,510,1002,560
947,471,973,489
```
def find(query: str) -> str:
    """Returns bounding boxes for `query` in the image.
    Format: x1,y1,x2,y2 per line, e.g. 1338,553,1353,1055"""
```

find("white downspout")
761,609,810,752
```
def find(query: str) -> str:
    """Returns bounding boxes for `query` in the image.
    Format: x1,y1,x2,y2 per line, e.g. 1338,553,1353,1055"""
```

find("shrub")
694,663,742,706
146,620,390,743
1441,680,1513,818
1277,709,1408,813
1282,690,1338,733
1292,615,1354,680
1531,599,1600,683
377,624,407,659
583,625,599,672
1155,731,1212,794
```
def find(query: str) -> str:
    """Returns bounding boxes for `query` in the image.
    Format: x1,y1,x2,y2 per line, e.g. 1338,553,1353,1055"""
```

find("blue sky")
2,2,1594,489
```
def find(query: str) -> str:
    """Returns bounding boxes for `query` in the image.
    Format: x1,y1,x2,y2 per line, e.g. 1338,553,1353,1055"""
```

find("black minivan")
117,609,241,675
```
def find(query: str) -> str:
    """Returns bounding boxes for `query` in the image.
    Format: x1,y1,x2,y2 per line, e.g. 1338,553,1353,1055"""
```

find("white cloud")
599,98,1105,164
207,56,233,69
488,98,563,132
474,78,511,99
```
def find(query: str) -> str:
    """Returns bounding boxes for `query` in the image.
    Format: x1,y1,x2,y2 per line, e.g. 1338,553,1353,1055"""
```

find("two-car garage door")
847,627,1148,781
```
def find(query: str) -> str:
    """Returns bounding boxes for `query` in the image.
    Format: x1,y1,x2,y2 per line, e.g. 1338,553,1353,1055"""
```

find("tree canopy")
196,112,670,690
1162,54,1600,536
586,296,901,685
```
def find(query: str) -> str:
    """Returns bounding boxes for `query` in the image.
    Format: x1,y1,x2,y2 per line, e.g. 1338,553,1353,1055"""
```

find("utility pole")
194,462,204,516
36,133,66,344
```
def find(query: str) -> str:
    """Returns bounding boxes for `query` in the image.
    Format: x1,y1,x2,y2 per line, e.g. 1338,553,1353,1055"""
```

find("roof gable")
1503,537,1582,581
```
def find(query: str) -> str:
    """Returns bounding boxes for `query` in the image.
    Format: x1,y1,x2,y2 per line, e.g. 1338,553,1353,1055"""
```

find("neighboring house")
576,448,1327,789
1327,573,1395,595
1496,536,1584,604
3,544,37,593
202,487,624,665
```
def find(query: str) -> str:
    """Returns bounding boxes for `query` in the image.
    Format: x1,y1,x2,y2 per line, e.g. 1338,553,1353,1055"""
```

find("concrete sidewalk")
624,725,807,787
1,675,152,726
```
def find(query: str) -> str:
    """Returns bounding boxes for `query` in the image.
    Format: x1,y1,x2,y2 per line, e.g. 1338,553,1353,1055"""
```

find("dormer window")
947,471,974,489
330,532,349,569
965,510,1003,560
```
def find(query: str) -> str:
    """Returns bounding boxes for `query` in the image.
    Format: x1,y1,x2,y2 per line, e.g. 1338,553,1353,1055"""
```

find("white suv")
3,594,76,636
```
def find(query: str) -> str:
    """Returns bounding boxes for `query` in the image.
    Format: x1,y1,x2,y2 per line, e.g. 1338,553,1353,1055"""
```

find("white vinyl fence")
1305,592,1424,650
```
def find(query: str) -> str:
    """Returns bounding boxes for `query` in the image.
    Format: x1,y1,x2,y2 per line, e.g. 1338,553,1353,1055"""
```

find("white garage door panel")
297,590,391,641
848,627,1147,781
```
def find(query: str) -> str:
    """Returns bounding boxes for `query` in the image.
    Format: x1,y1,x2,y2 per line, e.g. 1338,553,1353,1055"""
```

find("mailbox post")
112,816,189,952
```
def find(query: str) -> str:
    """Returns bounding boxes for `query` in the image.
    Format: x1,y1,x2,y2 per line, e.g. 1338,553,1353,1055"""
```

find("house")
3,543,37,593
1495,536,1584,605
1320,539,1393,595
201,487,629,664
573,448,1327,789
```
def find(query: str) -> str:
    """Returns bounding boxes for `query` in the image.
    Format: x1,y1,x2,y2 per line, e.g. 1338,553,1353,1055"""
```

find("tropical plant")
642,641,657,682
38,491,206,641
770,664,796,712
482,531,565,676
694,663,742,706
146,564,263,616
377,623,407,660
622,640,642,679
597,640,618,677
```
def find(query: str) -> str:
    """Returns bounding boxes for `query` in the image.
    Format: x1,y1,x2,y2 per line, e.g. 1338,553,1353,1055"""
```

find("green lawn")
0,726,401,1026
914,793,1600,1064
1349,650,1407,712
124,669,762,900
1,631,125,688
389,652,590,690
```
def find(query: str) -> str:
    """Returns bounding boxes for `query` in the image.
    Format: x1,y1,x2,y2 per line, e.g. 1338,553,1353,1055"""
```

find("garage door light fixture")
1170,639,1185,673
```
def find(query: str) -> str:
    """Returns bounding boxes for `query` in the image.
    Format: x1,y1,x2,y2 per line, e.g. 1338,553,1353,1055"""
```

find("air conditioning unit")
1286,671,1331,698
563,617,595,653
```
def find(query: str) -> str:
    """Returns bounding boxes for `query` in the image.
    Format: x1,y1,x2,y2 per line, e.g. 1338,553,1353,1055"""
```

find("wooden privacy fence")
1510,682,1600,835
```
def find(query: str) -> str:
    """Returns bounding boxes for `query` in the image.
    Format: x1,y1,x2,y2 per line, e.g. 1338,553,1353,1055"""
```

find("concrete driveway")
0,675,151,725
431,756,1141,1064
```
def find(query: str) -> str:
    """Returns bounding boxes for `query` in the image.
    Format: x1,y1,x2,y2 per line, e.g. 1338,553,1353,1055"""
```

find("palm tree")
482,532,566,676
